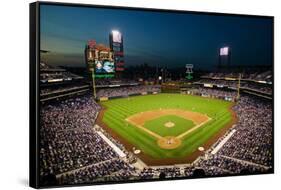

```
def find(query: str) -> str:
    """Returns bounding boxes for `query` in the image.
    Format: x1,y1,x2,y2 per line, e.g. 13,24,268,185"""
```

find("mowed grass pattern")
144,115,195,137
100,93,233,159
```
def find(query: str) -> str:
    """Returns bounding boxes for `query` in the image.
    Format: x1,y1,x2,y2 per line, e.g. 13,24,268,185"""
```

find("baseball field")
97,93,236,165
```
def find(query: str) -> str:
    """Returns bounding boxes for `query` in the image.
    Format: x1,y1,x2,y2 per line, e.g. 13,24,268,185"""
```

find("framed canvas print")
29,1,274,188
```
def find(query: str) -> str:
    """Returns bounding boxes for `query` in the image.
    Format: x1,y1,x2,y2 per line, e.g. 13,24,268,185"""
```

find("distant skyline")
40,4,273,70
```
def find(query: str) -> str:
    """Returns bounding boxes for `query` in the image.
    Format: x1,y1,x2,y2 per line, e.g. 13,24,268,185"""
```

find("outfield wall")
98,90,235,102
98,91,159,101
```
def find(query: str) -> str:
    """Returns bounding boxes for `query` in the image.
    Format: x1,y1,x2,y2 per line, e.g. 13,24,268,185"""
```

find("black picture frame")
30,1,274,188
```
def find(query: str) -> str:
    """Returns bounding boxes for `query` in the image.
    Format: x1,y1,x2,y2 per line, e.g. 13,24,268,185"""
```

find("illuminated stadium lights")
218,46,231,68
112,30,122,43
112,30,120,34
220,46,229,56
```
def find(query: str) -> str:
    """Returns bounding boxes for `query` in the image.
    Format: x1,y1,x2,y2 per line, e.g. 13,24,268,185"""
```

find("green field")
100,93,233,159
144,115,195,137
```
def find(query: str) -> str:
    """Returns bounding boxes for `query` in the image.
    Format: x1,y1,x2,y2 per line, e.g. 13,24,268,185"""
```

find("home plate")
134,149,141,154
198,147,205,151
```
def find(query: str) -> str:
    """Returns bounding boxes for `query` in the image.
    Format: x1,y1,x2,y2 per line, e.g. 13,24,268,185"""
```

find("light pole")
92,68,96,99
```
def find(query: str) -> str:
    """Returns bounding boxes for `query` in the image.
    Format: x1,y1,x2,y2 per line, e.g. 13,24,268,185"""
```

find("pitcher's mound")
157,136,181,149
164,121,175,128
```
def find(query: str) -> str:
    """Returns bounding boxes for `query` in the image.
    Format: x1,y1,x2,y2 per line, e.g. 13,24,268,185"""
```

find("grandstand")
40,62,90,102
196,68,272,99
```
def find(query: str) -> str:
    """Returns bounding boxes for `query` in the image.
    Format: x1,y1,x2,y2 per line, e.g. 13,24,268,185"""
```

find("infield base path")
126,109,211,149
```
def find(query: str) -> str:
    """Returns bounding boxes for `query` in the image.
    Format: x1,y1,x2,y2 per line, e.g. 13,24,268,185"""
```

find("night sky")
40,4,273,70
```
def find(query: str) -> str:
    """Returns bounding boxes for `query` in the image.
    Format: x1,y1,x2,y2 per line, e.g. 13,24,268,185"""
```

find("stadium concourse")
39,65,273,186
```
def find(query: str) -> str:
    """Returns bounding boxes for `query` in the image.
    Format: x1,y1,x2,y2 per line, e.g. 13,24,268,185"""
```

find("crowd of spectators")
40,62,83,83
197,87,237,99
156,167,181,178
201,70,272,82
195,79,238,88
40,95,137,185
96,85,161,98
40,85,89,96
195,78,272,95
242,83,272,94
40,95,101,174
193,155,267,176
201,72,239,79
139,168,157,179
217,96,272,166
59,159,136,184
242,70,272,82
40,72,82,82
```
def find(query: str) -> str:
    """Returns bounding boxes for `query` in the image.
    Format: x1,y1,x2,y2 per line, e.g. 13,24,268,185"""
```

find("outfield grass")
144,115,195,137
100,93,233,159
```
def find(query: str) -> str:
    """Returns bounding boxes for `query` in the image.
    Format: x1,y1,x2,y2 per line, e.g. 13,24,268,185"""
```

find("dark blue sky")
40,4,273,70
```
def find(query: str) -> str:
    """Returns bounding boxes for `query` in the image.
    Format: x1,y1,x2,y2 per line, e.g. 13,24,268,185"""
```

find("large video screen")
30,1,274,188
95,60,115,73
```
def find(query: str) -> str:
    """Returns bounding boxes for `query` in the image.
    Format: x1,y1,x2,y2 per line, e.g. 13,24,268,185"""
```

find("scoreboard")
110,30,125,71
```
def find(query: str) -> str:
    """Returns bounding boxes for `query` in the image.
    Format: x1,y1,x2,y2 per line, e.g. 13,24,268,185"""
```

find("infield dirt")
125,108,211,149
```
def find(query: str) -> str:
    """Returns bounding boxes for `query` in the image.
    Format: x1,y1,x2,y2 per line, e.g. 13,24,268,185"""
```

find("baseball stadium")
38,4,273,187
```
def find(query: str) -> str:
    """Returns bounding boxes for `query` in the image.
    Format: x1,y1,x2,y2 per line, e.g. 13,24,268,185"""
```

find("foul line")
125,119,163,139
96,131,126,158
211,129,236,155
176,117,212,139
126,117,211,141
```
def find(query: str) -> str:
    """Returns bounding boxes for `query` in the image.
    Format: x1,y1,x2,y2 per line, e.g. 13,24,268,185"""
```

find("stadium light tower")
236,73,241,101
218,46,231,69
109,30,125,75
85,40,97,99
